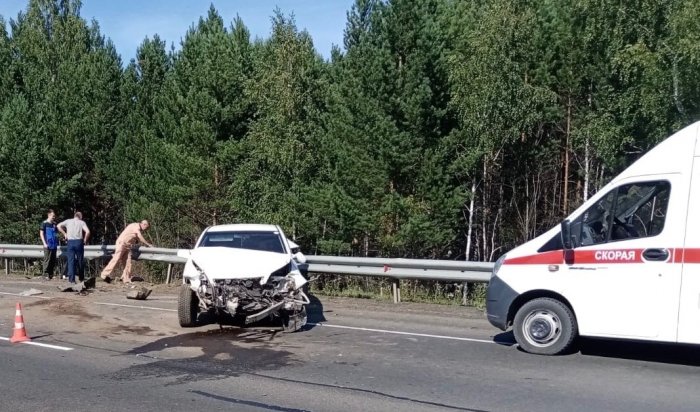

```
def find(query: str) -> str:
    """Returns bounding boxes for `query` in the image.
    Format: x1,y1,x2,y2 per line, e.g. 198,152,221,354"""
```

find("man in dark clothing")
39,209,59,280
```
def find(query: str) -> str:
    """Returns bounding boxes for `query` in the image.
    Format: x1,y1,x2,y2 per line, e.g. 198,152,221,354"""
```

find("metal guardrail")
0,244,185,263
0,244,493,302
306,255,492,282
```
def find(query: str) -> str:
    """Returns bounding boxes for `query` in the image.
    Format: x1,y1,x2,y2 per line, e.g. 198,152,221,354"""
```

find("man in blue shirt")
39,209,59,280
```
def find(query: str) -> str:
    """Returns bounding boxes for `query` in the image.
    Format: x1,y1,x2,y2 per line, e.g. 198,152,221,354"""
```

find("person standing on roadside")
39,209,59,280
57,211,90,284
100,220,153,284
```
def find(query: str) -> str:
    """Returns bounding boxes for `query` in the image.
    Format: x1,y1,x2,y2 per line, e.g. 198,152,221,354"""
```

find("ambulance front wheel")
513,297,578,355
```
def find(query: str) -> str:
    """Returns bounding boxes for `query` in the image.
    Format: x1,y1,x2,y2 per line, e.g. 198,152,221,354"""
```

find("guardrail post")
392,279,401,303
4,258,8,275
461,282,469,306
166,263,173,284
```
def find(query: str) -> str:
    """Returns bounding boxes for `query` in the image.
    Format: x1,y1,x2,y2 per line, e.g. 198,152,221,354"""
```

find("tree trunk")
672,56,686,117
563,96,571,214
482,160,489,261
465,177,477,261
524,169,530,242
490,152,504,261
583,132,590,202
212,164,220,226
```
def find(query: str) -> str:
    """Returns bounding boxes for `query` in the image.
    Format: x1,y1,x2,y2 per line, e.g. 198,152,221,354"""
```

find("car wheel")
513,297,577,355
282,306,307,333
178,285,199,327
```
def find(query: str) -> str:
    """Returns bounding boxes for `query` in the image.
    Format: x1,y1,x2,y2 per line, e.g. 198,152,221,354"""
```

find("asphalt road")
1,277,699,412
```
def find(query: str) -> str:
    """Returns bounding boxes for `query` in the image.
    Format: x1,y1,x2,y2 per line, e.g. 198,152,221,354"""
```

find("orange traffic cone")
10,302,30,343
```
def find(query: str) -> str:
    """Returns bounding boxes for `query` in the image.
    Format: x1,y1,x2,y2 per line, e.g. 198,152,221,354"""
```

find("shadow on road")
493,330,700,366
493,330,516,346
305,292,326,325
578,338,700,367
114,328,300,385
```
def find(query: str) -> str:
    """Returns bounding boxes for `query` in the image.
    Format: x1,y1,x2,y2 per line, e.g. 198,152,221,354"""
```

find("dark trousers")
66,240,85,283
42,248,57,278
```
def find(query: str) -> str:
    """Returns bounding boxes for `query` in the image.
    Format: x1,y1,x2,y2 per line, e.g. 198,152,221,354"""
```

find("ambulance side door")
563,178,682,340
677,155,700,344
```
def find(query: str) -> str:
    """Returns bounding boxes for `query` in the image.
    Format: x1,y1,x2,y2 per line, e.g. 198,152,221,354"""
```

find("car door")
562,177,682,340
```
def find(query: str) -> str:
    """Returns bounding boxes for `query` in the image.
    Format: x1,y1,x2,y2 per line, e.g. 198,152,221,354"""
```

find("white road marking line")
0,337,73,351
4,289,507,347
308,322,501,344
0,291,51,299
91,302,505,345
94,302,176,312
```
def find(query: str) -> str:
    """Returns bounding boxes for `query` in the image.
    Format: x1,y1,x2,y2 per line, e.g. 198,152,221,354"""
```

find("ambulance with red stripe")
486,121,700,355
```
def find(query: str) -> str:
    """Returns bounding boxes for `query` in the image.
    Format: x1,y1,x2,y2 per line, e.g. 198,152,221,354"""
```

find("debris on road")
84,277,96,289
19,288,43,296
57,283,84,293
57,277,96,293
126,287,152,300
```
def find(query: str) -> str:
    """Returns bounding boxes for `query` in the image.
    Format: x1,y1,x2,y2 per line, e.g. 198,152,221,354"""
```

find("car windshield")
200,231,285,254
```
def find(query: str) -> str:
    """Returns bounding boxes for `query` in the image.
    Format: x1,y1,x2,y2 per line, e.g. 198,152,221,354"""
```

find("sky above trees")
0,0,352,61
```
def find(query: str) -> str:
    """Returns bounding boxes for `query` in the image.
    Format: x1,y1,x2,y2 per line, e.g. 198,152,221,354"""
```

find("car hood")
181,247,291,283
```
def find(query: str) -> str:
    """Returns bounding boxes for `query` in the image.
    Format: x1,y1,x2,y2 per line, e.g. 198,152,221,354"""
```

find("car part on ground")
126,287,152,300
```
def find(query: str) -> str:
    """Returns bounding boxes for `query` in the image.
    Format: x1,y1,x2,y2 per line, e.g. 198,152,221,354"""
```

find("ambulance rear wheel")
513,297,577,355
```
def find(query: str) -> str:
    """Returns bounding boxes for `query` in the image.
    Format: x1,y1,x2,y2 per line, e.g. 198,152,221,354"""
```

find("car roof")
206,224,280,233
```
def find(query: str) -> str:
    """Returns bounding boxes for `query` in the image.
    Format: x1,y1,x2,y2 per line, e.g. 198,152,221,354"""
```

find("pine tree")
228,11,325,243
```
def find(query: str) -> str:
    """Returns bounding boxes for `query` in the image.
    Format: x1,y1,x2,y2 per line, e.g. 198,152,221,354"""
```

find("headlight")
491,254,507,278
192,260,209,284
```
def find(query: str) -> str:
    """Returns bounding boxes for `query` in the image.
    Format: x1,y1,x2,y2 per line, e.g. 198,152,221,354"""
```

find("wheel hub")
530,318,552,339
523,310,561,347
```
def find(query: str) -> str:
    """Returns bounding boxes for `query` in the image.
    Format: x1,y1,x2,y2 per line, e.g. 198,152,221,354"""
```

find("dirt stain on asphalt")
107,325,158,336
24,298,101,321
111,327,299,385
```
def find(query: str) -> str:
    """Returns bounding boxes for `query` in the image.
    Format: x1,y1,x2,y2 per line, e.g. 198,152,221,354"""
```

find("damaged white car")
177,224,309,332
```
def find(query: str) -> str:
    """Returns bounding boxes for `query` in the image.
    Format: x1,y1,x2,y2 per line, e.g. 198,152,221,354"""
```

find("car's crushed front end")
180,246,309,331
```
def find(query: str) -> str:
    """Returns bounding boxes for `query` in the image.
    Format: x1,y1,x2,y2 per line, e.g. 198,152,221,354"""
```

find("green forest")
1,0,699,265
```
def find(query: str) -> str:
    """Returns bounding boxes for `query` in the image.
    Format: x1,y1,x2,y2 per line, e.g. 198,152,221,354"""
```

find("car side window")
572,180,671,247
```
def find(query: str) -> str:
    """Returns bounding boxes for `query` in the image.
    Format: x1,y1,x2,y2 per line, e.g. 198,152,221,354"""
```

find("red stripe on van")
505,248,650,265
572,249,644,264
682,248,700,263
672,248,682,263
504,248,700,266
504,251,563,265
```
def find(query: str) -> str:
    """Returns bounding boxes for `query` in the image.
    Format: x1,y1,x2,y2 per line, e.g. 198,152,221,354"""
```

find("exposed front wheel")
513,298,577,355
178,285,199,327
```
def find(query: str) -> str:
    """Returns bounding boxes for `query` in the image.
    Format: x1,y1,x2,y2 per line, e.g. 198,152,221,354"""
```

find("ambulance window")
574,191,615,247
538,180,670,252
610,181,670,240
538,191,615,252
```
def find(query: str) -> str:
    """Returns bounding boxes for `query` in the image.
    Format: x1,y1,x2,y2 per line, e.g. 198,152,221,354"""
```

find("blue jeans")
66,240,84,283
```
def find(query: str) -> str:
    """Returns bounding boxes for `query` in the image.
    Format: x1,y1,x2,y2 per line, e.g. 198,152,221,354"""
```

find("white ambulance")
486,121,700,355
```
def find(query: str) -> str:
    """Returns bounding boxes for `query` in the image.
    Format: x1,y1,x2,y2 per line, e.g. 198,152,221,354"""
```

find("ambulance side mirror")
560,220,573,250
